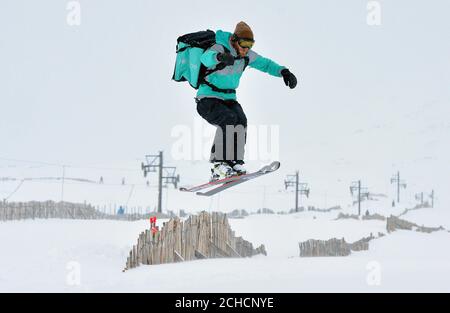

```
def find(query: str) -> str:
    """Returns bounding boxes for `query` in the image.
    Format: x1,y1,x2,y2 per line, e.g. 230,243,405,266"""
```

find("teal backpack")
172,30,248,94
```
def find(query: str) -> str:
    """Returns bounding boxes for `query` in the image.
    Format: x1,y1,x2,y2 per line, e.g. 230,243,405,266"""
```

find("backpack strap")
202,45,230,78
199,46,250,94
202,80,236,94
243,56,249,70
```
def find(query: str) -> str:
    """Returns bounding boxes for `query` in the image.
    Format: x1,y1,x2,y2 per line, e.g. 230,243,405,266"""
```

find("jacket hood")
215,30,232,50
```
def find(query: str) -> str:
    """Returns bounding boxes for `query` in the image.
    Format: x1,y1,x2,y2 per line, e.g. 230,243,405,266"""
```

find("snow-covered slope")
0,212,448,292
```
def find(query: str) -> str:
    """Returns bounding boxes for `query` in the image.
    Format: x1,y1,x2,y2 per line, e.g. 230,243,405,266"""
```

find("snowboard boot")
229,161,247,176
210,162,237,181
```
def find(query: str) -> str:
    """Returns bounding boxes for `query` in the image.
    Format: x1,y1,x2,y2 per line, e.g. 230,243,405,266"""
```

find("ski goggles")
237,38,255,49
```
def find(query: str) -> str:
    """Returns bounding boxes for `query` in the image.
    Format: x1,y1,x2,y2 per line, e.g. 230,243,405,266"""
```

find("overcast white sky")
0,0,449,211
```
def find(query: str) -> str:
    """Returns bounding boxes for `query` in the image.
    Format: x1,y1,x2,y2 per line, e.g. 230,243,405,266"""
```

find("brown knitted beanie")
233,21,254,40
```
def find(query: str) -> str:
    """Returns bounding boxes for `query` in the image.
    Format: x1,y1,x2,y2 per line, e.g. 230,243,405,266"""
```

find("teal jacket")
197,30,286,101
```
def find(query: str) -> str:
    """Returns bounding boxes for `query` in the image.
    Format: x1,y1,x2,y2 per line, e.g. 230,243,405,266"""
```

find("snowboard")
179,161,280,197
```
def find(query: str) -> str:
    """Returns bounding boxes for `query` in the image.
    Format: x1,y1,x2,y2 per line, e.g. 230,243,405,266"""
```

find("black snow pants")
196,97,247,165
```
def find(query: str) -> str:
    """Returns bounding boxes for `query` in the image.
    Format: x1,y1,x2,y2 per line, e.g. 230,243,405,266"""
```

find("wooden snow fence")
299,238,352,257
298,234,378,257
124,211,267,271
0,200,100,221
0,200,162,221
300,214,447,257
362,213,386,221
335,212,360,220
307,206,342,213
386,215,445,234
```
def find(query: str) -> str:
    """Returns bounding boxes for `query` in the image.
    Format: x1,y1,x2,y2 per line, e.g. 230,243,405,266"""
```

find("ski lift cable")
125,185,136,207
1,170,160,187
4,179,26,201
0,156,140,172
7,178,159,188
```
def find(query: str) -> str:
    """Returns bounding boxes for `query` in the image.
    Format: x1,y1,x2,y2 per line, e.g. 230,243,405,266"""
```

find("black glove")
281,68,297,89
216,52,235,66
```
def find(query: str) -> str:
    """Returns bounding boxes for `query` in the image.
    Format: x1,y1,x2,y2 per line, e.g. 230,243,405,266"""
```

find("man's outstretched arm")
248,51,297,88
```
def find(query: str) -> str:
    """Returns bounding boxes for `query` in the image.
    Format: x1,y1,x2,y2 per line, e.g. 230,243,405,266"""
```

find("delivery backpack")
172,30,249,94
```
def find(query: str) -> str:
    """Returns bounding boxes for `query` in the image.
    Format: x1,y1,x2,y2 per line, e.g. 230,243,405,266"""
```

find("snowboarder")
194,22,297,181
